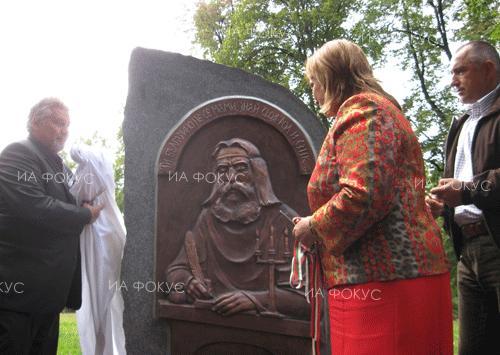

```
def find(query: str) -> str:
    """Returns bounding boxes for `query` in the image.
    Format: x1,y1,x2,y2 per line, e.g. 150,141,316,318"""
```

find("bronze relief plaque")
155,97,315,352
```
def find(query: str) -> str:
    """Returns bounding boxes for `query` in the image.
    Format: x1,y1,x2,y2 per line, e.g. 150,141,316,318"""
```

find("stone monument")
123,47,325,354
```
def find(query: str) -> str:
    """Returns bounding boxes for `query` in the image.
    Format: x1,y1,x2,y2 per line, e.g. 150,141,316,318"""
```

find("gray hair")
27,97,68,133
458,41,500,78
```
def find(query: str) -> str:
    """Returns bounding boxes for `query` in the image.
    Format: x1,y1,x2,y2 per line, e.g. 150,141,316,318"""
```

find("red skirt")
327,272,453,355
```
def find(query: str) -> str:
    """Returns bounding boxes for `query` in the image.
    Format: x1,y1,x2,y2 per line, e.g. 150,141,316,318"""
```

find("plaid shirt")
308,93,449,288
454,84,500,225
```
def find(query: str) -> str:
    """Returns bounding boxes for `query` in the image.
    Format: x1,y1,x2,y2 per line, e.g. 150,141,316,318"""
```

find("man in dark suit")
0,98,103,354
427,41,499,354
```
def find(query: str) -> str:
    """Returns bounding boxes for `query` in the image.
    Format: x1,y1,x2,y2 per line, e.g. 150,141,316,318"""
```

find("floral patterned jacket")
308,92,449,288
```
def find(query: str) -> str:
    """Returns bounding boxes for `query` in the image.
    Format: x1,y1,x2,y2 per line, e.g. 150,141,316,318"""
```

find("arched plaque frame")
157,96,316,175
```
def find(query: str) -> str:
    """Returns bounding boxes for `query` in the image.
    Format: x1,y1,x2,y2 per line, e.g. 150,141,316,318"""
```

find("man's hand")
186,278,212,300
212,291,255,316
425,193,445,219
83,202,104,223
430,178,465,208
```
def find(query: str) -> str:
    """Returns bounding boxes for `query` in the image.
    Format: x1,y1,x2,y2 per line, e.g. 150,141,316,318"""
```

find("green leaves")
454,0,500,46
194,0,358,123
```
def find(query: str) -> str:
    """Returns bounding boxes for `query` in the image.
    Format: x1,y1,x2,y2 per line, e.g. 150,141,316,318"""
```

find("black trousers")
458,234,500,355
0,309,59,355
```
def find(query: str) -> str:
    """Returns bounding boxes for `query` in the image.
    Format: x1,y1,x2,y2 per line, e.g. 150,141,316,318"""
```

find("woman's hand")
425,193,444,219
292,216,319,250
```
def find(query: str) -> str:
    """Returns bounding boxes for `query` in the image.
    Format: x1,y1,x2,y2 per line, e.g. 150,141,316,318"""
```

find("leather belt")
460,220,489,240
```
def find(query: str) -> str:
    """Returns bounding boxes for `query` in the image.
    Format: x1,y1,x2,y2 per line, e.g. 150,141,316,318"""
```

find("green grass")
57,313,81,355
453,320,459,355
57,312,460,354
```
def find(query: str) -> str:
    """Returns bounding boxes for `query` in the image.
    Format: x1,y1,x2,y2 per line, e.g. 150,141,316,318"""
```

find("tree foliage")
113,128,125,213
454,0,500,45
194,0,367,127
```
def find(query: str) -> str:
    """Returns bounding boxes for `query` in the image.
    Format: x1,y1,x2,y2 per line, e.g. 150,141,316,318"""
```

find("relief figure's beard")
210,181,261,224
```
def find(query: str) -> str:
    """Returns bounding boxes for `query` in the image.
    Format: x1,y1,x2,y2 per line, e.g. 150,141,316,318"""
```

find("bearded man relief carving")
165,138,308,319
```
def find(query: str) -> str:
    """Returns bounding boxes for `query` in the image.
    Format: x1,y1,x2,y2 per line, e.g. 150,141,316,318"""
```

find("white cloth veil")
70,144,126,355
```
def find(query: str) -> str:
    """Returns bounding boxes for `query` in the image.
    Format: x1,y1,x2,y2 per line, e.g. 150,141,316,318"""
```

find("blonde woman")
292,39,453,354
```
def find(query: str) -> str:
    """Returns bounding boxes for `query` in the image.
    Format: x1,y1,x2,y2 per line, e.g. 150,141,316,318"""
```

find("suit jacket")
443,91,500,257
0,138,91,314
308,93,449,288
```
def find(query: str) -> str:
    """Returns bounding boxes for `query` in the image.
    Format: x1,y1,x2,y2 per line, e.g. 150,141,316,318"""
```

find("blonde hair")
305,39,400,115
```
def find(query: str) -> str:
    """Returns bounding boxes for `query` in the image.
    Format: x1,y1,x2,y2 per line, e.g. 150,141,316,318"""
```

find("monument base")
159,301,312,355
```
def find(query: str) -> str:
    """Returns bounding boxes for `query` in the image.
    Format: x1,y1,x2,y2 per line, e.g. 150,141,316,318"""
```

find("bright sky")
0,0,201,153
0,1,456,155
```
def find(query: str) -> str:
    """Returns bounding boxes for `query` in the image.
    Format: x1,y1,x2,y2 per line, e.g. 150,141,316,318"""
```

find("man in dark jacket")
427,41,499,354
0,98,102,354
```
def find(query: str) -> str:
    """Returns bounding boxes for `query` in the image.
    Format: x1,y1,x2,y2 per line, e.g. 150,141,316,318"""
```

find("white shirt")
453,83,500,226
